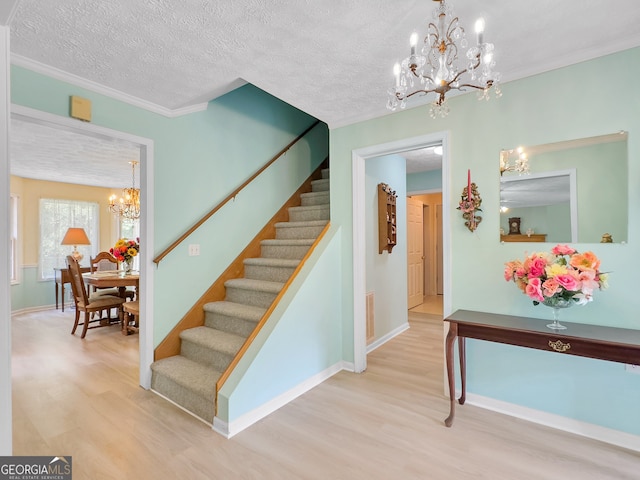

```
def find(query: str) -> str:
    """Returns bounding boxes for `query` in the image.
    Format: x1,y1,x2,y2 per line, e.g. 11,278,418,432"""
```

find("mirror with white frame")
499,132,628,244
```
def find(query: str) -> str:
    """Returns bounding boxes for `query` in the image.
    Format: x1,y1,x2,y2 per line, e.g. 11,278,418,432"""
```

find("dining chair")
66,255,126,339
90,251,135,300
120,300,139,335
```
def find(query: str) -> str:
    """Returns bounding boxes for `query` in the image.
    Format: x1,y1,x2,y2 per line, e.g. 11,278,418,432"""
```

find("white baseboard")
11,304,56,316
214,361,349,438
213,325,406,439
366,322,410,354
462,391,640,452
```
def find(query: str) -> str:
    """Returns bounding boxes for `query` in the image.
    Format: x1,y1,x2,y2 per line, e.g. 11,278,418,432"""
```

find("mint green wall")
407,168,442,192
11,267,55,311
331,47,640,435
219,229,343,422
10,67,328,346
365,154,408,341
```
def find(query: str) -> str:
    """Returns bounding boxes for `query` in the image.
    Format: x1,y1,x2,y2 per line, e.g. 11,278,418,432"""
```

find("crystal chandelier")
108,160,140,219
499,147,530,176
387,0,501,118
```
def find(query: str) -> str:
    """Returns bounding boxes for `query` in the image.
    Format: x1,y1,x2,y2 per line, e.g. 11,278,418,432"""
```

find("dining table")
83,270,140,334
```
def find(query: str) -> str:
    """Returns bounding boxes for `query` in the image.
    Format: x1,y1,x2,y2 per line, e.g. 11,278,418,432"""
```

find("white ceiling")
7,0,640,185
11,118,140,188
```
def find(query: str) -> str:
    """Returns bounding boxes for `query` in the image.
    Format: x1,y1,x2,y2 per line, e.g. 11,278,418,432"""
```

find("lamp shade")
60,228,91,246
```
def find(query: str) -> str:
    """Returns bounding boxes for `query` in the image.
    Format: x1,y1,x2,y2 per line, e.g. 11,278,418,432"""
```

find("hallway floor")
409,294,443,316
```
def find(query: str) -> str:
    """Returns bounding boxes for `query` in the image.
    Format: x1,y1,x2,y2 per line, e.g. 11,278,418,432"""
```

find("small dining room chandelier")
108,160,140,220
387,0,501,118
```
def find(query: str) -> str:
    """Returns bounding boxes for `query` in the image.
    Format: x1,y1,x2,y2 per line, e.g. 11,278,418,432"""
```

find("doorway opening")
8,104,155,388
352,132,451,373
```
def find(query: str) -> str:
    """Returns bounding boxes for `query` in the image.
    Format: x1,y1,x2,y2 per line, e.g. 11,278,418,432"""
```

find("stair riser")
260,244,310,260
244,264,296,283
151,373,214,423
300,192,329,206
225,286,279,308
275,224,326,240
321,168,329,180
288,207,330,222
180,339,235,372
311,179,329,192
204,312,258,338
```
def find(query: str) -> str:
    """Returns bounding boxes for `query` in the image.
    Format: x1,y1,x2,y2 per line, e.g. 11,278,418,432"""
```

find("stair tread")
288,204,329,212
261,238,315,245
275,220,328,228
300,190,328,196
224,277,284,292
151,356,219,398
243,257,300,267
180,326,246,354
203,300,266,320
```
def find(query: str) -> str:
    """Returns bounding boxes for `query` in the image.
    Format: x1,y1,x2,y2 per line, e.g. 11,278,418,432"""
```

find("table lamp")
61,227,91,262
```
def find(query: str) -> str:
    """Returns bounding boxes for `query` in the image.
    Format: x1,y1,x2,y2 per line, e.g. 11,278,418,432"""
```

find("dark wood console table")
54,266,90,312
444,309,640,427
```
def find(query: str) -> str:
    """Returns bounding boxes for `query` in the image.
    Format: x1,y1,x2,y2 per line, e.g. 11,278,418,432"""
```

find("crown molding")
10,54,209,118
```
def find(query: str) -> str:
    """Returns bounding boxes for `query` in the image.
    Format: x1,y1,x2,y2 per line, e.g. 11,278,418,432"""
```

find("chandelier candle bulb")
410,32,418,56
393,63,400,87
475,18,485,45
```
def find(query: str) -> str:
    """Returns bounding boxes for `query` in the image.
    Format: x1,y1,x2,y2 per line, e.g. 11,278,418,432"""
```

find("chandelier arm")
445,17,460,40
399,88,438,100
448,66,468,85
469,53,482,71
427,23,439,46
455,83,492,92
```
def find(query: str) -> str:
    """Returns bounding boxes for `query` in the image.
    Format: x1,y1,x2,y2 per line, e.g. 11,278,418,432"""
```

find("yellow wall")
10,175,118,266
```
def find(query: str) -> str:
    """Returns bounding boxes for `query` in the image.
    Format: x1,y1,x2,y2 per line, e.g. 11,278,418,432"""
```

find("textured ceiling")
10,118,140,188
10,0,640,128
7,0,640,185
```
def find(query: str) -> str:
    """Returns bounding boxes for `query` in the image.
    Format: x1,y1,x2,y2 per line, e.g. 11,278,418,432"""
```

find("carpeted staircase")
150,169,330,423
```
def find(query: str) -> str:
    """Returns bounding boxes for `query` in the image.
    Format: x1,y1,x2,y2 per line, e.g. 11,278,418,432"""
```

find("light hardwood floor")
11,309,640,479
409,295,443,316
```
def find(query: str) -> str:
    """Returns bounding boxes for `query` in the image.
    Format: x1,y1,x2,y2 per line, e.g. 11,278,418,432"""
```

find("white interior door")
407,196,424,309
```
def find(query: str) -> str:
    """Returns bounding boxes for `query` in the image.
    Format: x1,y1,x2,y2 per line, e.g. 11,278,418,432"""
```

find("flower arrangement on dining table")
110,238,139,264
504,244,608,307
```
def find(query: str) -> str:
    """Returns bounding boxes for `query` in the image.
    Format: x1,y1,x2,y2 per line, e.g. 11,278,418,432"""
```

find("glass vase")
542,297,574,330
123,258,133,275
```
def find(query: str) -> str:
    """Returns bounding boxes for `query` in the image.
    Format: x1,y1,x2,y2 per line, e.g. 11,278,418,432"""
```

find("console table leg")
444,323,458,427
458,337,466,405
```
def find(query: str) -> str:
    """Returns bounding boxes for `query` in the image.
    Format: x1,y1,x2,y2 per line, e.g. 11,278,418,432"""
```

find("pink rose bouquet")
504,244,608,307
110,237,140,263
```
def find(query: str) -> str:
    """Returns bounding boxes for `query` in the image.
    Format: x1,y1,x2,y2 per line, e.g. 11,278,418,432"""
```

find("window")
10,194,18,283
120,217,140,241
39,199,99,280
119,217,140,269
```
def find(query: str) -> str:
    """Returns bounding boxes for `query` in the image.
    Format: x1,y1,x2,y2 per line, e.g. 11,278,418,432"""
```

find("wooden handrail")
153,120,321,265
